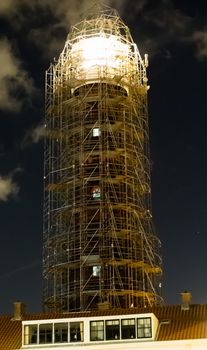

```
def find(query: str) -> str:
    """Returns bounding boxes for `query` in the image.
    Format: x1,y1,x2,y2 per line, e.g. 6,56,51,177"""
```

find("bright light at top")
71,35,130,70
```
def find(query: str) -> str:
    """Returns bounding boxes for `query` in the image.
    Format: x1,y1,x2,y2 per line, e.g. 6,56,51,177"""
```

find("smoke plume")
0,174,19,201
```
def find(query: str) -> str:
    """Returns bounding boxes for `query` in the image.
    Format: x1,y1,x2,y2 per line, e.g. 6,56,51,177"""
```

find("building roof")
155,304,207,340
0,315,22,350
1,304,207,349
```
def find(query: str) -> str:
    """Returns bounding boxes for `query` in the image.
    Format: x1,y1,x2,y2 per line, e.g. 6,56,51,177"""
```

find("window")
121,319,135,339
70,322,83,342
90,321,104,341
39,324,53,344
92,265,101,277
24,325,37,345
106,320,120,340
54,323,68,343
137,318,152,338
93,128,100,137
92,185,101,200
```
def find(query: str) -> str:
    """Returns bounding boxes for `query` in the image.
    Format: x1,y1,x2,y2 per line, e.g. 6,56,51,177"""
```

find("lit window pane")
137,318,152,338
24,325,37,345
106,319,120,340
90,321,104,341
93,265,101,276
93,128,100,137
121,319,135,339
92,186,101,199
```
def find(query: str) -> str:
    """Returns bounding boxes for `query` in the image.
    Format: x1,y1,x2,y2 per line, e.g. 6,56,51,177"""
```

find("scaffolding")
43,7,163,312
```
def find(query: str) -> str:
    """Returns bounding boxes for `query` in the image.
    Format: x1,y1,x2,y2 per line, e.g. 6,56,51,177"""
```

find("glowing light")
92,185,101,199
92,127,100,137
71,35,129,70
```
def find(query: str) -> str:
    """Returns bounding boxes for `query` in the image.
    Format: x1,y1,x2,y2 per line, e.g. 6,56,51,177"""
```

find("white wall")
21,338,207,350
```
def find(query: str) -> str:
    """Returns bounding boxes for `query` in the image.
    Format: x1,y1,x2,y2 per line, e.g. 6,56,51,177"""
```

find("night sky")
0,0,207,314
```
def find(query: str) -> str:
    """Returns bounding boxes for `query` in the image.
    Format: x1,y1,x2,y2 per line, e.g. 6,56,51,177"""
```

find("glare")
71,35,130,70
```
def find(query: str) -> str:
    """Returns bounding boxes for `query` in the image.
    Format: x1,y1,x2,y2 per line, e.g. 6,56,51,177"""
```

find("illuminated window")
93,265,101,276
70,322,84,342
24,325,37,345
90,321,104,341
39,324,53,344
92,186,101,199
54,323,68,343
137,318,152,338
93,128,100,137
106,320,120,340
121,319,135,339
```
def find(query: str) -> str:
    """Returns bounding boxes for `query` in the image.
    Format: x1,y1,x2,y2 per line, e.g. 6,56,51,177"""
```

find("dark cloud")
0,38,35,112
0,0,204,61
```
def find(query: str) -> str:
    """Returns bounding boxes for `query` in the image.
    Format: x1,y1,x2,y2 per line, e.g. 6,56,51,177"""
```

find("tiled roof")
0,315,22,349
1,304,207,348
154,304,207,340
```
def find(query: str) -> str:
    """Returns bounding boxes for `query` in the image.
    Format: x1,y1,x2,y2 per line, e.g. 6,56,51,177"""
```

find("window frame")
69,321,84,342
23,324,38,345
137,317,152,339
54,322,68,343
92,127,100,137
39,323,53,344
90,320,104,341
121,318,136,339
105,319,120,340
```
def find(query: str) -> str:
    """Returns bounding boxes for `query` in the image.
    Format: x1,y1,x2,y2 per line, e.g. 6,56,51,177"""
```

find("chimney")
181,291,192,310
12,301,26,320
